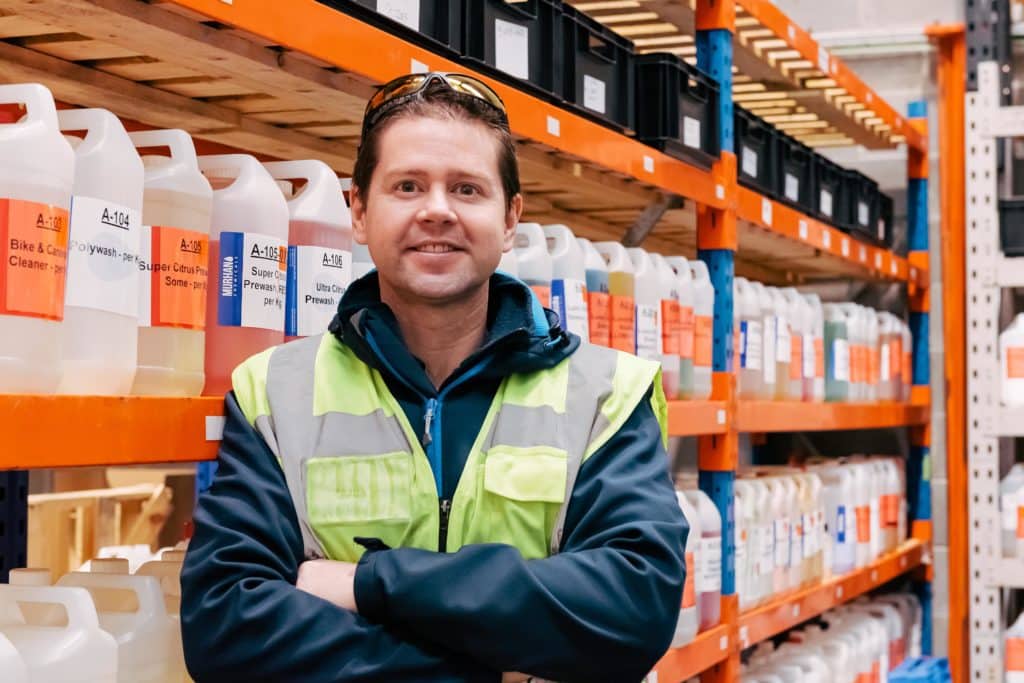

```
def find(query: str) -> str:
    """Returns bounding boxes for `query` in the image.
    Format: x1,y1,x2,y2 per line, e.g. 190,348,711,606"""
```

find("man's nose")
416,185,456,225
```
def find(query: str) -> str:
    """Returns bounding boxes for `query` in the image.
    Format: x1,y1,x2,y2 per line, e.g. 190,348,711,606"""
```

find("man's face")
351,115,522,305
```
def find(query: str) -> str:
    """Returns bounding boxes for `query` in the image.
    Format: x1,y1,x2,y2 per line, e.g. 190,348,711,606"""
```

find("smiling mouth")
412,244,459,253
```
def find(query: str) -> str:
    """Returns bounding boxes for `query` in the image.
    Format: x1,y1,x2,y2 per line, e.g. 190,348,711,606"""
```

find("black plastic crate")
776,132,814,214
462,0,564,101
333,0,463,55
634,53,720,169
560,5,634,131
735,106,777,197
878,192,896,251
813,154,845,227
845,169,880,240
1000,198,1024,257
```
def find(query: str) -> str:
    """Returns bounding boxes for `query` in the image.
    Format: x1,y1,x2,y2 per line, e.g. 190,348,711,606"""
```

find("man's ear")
502,193,524,251
351,186,369,246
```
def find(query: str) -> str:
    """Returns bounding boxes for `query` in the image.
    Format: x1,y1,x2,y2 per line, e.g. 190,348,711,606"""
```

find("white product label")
683,116,702,149
643,155,655,173
774,518,791,568
822,228,831,249
742,146,759,178
735,534,747,594
763,314,777,385
494,19,530,80
818,45,831,74
799,220,809,240
378,0,419,29
803,334,816,379
701,536,722,592
740,319,762,371
820,189,833,217
286,246,352,337
880,342,891,381
836,505,847,544
635,303,662,362
760,523,775,573
791,515,802,566
776,319,791,363
832,338,850,382
546,115,561,137
410,58,429,74
217,231,286,331
761,197,773,226
551,278,589,342
841,238,850,257
64,195,140,317
784,173,800,202
583,74,607,114
859,245,867,262
858,200,869,227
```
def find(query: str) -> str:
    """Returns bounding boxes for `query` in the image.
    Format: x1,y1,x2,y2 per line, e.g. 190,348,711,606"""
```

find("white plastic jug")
1002,314,1024,406
682,487,722,631
57,572,174,683
823,304,850,402
747,475,774,604
651,253,681,399
514,223,553,309
8,568,52,586
136,560,187,682
543,225,589,342
762,476,792,595
817,463,855,576
866,310,880,402
781,288,806,401
664,256,696,399
577,238,609,348
735,277,763,400
57,108,144,394
734,479,755,609
752,282,777,399
672,490,701,647
1002,464,1024,557
849,462,873,568
497,247,518,277
199,155,289,396
352,241,375,280
0,584,117,683
877,312,895,401
129,130,212,397
0,84,75,393
803,294,825,402
840,304,864,401
264,160,352,340
0,631,28,683
688,259,715,399
627,248,662,366
594,242,636,354
770,287,792,400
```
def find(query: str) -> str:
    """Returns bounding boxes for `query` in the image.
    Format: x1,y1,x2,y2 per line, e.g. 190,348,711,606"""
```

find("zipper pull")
423,398,436,446
438,498,452,553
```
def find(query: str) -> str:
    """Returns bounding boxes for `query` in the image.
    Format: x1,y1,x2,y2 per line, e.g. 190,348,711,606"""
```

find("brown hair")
351,80,521,209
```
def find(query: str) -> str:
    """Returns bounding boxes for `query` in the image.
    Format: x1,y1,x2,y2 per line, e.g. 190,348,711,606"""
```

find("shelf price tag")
841,238,850,257
205,416,226,441
835,585,844,599
900,555,908,568
871,569,879,582
716,184,725,200
642,155,654,174
739,626,749,648
911,267,918,280
546,115,561,137
791,604,800,618
822,228,831,249
890,259,898,275
875,252,883,269
762,197,773,226
717,409,726,425
818,45,831,74
410,58,429,74
720,635,729,651
799,220,809,240
859,245,867,262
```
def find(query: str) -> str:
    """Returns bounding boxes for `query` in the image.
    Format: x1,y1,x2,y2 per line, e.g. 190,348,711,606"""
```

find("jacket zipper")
438,498,452,552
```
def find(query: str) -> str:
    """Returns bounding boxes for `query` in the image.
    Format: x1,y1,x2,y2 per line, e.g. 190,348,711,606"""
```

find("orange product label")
869,348,879,385
855,674,871,683
1017,506,1024,540
530,285,551,309
0,198,69,320
790,334,803,380
682,551,696,609
1008,347,1024,379
661,299,681,355
903,351,911,388
855,344,866,384
147,226,209,330
1009,638,1024,672
610,294,636,353
678,305,695,360
587,291,611,347
881,494,899,527
871,662,880,683
856,505,871,543
815,337,825,378
891,338,903,381
695,315,713,368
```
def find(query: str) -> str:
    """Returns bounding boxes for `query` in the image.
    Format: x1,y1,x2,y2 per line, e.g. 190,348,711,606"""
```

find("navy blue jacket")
180,273,688,683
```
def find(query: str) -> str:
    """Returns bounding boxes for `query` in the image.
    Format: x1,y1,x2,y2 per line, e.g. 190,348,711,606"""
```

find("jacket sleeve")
354,386,688,683
180,393,498,683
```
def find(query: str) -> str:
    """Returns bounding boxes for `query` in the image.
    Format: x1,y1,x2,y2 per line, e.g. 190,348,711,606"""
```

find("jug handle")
0,586,101,629
57,108,116,143
57,572,168,618
129,129,198,167
197,154,263,189
0,84,60,132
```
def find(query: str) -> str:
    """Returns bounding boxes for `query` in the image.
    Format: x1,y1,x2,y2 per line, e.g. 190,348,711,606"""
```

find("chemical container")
664,256,696,399
0,84,75,394
651,253,681,399
804,294,825,402
748,476,774,604
849,463,872,568
734,479,755,609
735,106,777,198
824,304,850,402
514,222,553,308
627,248,662,366
866,310,880,402
129,129,212,397
671,490,701,648
136,559,187,682
818,463,856,575
634,53,720,169
0,632,28,683
735,277,763,400
497,247,518,277
56,572,173,683
594,241,636,354
265,160,352,340
814,155,845,227
577,237,609,347
352,241,376,280
1002,464,1024,558
764,475,792,595
688,259,715,399
1002,313,1024,405
8,568,52,586
752,282,777,399
781,288,807,401
560,4,634,130
682,486,722,631
58,109,143,395
199,155,289,396
0,584,118,683
877,312,896,401
543,224,589,341
769,287,792,401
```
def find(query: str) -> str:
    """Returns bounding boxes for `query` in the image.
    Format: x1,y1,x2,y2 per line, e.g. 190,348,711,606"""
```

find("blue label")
284,245,298,336
551,279,567,328
217,231,244,326
740,320,748,368
836,505,846,544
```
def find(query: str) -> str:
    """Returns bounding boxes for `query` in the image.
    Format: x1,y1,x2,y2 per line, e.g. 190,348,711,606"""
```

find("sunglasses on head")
361,72,509,138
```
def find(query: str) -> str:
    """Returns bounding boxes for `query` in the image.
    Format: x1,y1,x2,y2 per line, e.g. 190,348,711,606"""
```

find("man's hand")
501,674,530,683
296,559,358,612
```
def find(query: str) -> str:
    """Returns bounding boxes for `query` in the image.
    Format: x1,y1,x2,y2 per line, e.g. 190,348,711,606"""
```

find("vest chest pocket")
476,445,569,559
305,452,413,561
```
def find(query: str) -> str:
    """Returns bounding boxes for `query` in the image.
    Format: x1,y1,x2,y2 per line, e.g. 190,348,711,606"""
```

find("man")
181,72,688,683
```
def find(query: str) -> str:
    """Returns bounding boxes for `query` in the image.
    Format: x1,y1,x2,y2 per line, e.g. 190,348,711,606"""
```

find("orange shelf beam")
738,540,925,649
736,401,930,433
0,395,222,469
737,187,927,286
667,400,729,436
161,0,723,209
651,623,732,681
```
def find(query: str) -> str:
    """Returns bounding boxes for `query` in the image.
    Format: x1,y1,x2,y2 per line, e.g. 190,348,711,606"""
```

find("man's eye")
397,181,418,193
455,184,479,196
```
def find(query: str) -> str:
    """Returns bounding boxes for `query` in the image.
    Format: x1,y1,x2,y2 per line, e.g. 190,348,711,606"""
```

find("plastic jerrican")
664,256,696,399
542,225,589,341
1002,313,1024,406
594,242,636,354
626,248,663,367
671,490,701,647
577,238,609,347
650,253,681,399
688,260,715,399
513,223,553,309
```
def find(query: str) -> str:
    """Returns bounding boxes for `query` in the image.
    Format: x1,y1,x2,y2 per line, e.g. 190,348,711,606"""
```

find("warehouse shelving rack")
0,1,936,680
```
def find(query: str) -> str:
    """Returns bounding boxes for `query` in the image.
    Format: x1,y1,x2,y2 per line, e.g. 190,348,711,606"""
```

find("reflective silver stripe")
485,404,569,452
312,410,412,458
266,335,326,559
253,414,280,459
